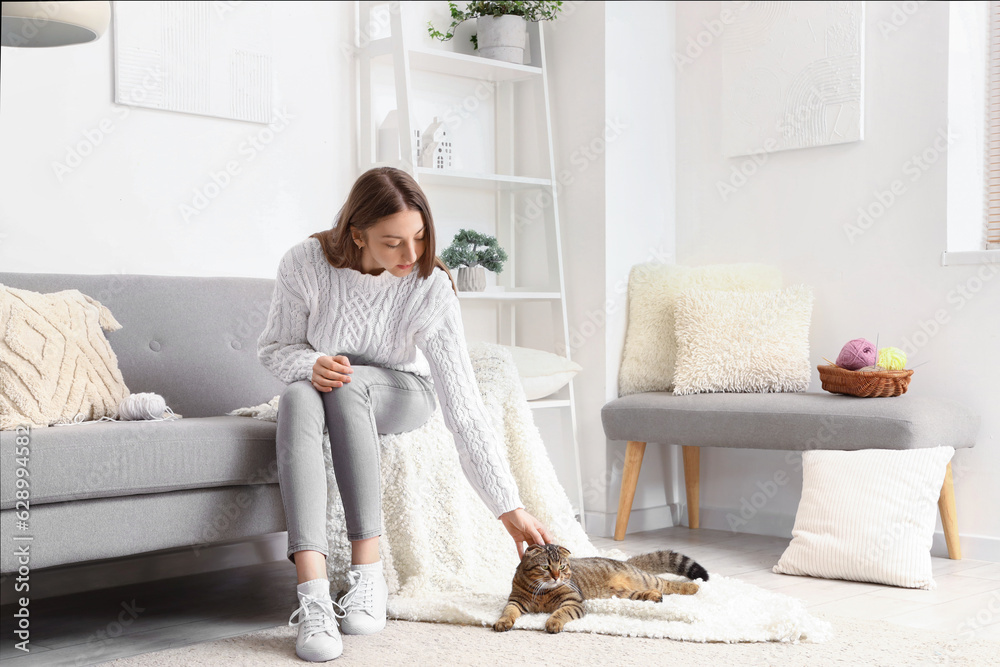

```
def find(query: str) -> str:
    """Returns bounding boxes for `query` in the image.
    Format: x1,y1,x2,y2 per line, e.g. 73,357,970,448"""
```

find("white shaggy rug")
232,343,831,644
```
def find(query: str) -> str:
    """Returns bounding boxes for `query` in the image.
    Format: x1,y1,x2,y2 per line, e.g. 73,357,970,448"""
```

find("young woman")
257,167,553,662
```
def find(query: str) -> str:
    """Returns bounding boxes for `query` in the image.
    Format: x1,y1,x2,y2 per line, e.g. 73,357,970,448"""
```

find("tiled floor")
1,527,997,666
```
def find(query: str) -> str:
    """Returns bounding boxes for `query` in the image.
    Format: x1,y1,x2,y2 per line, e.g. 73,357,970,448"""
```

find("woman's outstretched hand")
500,508,555,558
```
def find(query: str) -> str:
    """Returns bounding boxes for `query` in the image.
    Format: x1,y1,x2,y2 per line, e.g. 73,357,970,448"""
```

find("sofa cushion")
671,285,814,396
0,285,131,429
0,273,286,419
617,263,782,397
0,484,285,572
600,392,980,451
0,416,278,510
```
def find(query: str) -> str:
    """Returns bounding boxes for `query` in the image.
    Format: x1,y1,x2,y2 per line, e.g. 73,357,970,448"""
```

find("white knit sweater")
257,237,523,518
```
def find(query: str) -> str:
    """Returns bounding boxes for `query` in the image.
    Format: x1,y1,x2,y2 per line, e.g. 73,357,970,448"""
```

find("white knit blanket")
233,343,831,643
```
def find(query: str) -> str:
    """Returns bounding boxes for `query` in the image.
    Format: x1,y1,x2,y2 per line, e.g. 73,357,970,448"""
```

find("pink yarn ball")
836,338,877,370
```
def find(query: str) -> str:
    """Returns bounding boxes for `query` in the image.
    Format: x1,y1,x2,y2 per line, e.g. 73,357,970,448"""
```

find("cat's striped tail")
627,550,709,581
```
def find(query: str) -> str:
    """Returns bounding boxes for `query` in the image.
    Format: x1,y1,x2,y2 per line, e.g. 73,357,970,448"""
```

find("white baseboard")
696,506,1000,563
585,504,1000,563
585,503,679,538
0,533,290,605
931,531,1000,562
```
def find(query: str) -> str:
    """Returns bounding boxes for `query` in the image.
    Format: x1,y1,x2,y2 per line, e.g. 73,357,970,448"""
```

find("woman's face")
356,209,426,276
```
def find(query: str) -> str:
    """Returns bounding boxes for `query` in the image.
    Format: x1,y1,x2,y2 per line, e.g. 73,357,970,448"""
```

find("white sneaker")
289,579,345,662
337,563,387,635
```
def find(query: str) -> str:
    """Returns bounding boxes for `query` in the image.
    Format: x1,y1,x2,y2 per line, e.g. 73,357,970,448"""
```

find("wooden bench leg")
614,441,646,540
682,446,700,529
938,462,961,560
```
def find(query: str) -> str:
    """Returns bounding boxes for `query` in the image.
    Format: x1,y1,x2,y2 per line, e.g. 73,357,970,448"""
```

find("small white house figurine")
377,110,421,166
420,117,452,170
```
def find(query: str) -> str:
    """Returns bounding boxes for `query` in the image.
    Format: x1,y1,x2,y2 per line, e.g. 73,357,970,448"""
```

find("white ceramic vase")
457,266,487,292
476,15,527,64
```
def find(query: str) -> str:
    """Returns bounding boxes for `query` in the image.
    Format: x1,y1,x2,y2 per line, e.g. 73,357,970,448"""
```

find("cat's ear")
556,546,571,558
525,544,545,555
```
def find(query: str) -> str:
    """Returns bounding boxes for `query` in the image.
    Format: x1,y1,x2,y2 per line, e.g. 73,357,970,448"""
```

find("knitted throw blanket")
233,342,831,643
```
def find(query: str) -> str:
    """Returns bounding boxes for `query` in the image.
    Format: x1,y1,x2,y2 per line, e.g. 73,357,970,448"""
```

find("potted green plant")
427,1,563,64
440,228,508,291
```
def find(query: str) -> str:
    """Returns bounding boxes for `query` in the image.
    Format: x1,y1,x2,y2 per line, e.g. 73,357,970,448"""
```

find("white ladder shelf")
356,2,586,529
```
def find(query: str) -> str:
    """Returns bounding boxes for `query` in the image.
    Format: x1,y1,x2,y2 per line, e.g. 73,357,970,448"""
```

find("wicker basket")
818,364,913,398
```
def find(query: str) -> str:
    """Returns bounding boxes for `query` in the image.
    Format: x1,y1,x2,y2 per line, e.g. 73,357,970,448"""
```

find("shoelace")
338,570,376,618
288,592,347,642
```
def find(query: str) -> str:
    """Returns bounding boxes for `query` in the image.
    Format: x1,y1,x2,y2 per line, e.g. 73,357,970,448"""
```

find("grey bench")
601,392,980,559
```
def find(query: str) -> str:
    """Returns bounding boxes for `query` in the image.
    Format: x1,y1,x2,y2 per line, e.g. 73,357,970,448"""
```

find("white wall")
601,1,678,533
546,1,678,529
0,1,355,278
676,1,999,560
544,0,611,517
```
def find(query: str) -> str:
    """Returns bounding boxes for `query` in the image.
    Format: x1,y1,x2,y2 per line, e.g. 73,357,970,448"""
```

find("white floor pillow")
773,446,955,589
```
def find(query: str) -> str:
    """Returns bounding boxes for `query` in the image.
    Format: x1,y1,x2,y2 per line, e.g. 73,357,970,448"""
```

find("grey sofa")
0,272,287,574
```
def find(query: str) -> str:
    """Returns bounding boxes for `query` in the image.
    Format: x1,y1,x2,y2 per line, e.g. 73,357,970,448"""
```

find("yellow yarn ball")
877,347,907,370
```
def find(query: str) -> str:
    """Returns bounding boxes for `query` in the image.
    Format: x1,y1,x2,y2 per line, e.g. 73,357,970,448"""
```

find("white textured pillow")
774,447,955,589
671,285,813,396
618,263,782,397
0,286,131,429
500,345,582,400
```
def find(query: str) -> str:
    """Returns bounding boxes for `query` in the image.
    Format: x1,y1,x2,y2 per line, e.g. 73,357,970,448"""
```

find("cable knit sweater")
257,237,523,518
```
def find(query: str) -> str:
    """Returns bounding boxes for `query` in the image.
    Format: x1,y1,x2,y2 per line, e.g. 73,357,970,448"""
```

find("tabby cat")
493,544,708,634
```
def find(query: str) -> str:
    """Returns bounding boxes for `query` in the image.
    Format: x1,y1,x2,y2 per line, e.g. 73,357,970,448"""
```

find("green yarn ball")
877,347,907,370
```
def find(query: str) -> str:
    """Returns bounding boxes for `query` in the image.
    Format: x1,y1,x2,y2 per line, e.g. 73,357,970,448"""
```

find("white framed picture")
722,1,865,157
113,1,274,124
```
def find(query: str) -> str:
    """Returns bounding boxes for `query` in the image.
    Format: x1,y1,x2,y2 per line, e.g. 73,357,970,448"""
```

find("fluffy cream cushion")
500,345,582,400
671,285,813,395
0,286,130,429
773,447,955,589
617,263,782,397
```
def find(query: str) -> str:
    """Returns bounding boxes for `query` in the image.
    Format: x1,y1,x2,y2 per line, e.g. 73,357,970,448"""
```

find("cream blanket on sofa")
233,342,830,643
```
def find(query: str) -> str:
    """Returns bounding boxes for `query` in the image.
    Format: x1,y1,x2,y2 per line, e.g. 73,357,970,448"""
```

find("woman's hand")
500,508,555,558
312,355,353,392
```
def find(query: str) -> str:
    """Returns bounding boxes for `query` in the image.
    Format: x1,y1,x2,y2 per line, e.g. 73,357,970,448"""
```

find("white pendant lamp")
1,1,111,47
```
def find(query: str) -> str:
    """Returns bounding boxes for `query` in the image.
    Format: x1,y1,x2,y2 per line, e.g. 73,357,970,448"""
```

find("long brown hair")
311,167,457,295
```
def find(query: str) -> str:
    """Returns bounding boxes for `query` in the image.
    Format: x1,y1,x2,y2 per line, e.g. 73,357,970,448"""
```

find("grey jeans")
275,365,437,563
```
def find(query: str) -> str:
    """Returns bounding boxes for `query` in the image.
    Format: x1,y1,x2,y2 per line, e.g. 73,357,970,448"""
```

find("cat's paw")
677,582,699,595
640,590,663,602
493,617,515,632
544,617,565,634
